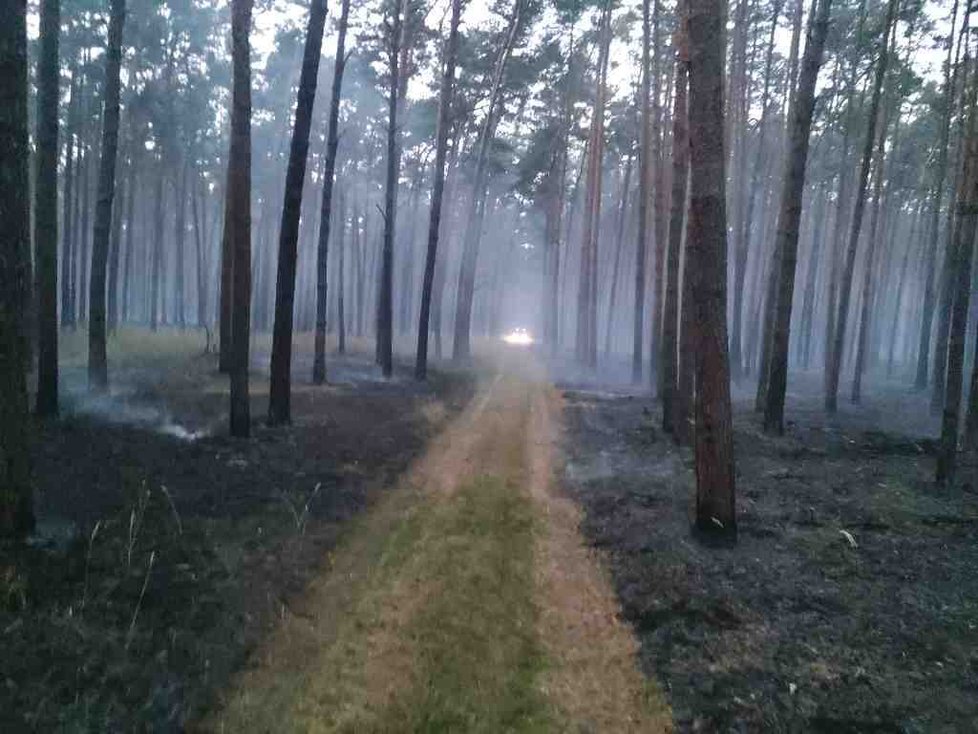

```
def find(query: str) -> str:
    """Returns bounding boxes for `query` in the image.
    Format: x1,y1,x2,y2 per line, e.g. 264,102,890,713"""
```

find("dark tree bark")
0,0,34,538
313,0,350,385
34,0,59,417
915,0,960,390
763,0,833,434
416,0,461,380
378,0,405,377
267,0,328,424
173,158,188,329
150,148,164,331
687,0,736,539
60,66,77,330
661,3,689,436
228,0,253,437
633,0,652,381
191,168,207,328
107,135,126,334
219,169,233,370
824,0,897,413
936,65,978,485
87,0,126,390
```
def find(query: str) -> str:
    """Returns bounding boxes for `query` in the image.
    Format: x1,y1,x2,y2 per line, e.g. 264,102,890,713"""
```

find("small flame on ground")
502,328,534,346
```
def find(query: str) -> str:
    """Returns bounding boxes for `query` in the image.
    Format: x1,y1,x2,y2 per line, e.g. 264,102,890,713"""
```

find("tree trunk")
687,0,736,540
824,0,896,413
228,0,253,438
661,4,689,436
936,65,978,484
60,66,77,330
915,0,960,390
267,0,328,423
34,0,59,417
416,0,461,380
633,0,652,381
150,150,164,331
575,0,612,370
0,0,34,538
378,0,407,376
87,0,125,390
605,154,633,357
763,0,833,434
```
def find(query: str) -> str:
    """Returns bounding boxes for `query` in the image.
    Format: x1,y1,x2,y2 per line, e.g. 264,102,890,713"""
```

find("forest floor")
0,329,474,730
5,331,976,732
560,370,978,732
206,351,669,732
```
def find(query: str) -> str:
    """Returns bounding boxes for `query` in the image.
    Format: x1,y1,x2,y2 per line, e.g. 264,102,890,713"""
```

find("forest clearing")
4,0,978,729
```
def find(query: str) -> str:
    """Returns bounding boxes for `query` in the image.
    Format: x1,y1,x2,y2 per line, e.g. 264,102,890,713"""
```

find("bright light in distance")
502,328,534,346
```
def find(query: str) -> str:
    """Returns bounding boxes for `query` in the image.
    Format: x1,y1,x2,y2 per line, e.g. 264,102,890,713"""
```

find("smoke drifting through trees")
4,0,978,536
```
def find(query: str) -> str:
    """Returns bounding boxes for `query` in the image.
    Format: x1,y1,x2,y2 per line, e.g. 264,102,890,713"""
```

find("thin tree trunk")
763,0,832,433
88,0,125,390
35,0,59,417
633,0,652,380
416,0,461,380
311,0,349,383
228,0,253,437
662,4,689,436
937,63,978,484
916,0,960,389
267,0,328,423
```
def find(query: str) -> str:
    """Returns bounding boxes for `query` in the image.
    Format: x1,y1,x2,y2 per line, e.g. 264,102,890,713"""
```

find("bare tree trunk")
228,0,253,437
311,0,350,383
60,65,77,330
936,62,978,484
87,0,125,390
633,0,652,380
605,154,633,357
378,0,406,376
824,0,896,413
416,0,461,380
35,0,59,417
687,0,736,539
661,5,689,436
916,0,960,390
267,0,327,423
763,0,832,433
150,150,164,331
173,157,187,329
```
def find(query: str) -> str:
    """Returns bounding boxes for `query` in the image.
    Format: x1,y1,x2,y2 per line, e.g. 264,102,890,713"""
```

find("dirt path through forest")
203,354,670,732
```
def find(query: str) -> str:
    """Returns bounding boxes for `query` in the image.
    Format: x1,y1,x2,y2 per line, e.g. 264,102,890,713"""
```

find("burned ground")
560,372,978,732
0,335,472,731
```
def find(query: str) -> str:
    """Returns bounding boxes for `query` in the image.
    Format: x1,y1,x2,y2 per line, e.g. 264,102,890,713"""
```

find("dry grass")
202,370,672,733
528,387,673,732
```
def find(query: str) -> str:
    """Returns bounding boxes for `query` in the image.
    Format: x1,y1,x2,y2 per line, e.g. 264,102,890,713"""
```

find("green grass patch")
389,474,549,733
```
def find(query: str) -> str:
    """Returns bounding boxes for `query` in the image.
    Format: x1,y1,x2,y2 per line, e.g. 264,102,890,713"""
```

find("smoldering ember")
1,0,977,730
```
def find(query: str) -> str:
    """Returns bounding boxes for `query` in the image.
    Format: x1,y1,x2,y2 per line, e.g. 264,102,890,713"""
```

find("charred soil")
0,333,472,731
560,372,978,732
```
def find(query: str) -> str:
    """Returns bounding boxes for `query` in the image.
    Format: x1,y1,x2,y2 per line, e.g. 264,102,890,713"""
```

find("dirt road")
204,354,670,732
